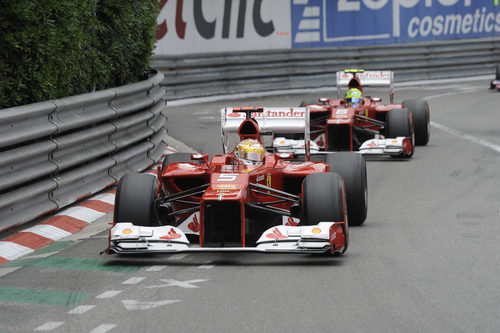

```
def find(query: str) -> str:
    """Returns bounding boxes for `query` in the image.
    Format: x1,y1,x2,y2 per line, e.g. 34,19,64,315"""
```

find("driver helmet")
345,88,363,108
236,139,265,165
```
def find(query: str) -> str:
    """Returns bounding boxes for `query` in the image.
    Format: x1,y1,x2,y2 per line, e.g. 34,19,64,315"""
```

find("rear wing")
336,70,394,103
221,107,311,160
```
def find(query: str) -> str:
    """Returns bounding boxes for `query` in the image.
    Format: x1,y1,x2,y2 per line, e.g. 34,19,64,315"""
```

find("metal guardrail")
153,37,500,100
2,37,499,231
0,72,167,231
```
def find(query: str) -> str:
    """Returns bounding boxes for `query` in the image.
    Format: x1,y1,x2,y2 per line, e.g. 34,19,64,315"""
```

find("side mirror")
191,153,209,164
276,152,294,160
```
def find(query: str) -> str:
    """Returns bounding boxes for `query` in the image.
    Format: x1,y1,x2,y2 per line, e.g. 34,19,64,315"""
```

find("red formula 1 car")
490,64,500,91
105,107,368,256
274,70,430,158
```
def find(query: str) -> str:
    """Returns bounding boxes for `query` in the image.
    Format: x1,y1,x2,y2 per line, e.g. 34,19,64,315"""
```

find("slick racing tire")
161,152,200,173
403,99,430,146
114,174,156,226
386,108,414,158
327,152,367,226
300,98,321,107
302,172,345,226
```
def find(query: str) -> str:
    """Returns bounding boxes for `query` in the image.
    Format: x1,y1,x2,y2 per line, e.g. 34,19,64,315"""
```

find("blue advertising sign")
292,0,500,48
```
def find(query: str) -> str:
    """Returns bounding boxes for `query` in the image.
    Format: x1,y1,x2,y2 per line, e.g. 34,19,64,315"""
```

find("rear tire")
114,174,156,226
327,152,367,226
386,108,414,157
403,99,430,146
302,173,345,226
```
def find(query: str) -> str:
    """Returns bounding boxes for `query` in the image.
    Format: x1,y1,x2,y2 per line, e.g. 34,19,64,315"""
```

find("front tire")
327,152,367,226
302,172,345,226
403,99,430,146
114,174,157,226
386,108,414,157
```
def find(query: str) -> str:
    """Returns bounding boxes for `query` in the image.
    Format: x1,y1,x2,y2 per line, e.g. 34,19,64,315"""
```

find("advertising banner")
292,0,500,48
154,0,292,55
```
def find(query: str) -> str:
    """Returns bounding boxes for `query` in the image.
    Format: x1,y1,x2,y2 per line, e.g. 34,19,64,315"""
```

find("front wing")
274,136,412,156
358,136,413,156
105,222,347,255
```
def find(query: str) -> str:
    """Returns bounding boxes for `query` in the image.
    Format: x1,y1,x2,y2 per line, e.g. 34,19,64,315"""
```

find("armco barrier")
153,37,500,100
0,72,167,231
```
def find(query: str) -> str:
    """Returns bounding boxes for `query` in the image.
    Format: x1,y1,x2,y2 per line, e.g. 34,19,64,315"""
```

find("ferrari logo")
266,174,272,187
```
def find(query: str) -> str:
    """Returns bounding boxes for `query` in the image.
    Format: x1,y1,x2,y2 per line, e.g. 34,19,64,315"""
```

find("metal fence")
0,72,167,231
153,37,500,100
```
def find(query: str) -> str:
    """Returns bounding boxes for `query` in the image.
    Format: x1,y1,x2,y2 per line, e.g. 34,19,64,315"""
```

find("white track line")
88,324,116,333
67,305,95,314
34,322,64,331
146,265,165,272
122,277,146,285
169,254,188,260
96,290,122,299
431,121,500,154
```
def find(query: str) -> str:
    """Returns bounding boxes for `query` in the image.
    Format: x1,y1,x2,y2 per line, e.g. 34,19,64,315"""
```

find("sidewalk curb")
0,148,179,265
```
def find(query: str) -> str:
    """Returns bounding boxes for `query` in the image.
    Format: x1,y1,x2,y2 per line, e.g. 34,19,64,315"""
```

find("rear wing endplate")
336,70,394,103
221,107,311,160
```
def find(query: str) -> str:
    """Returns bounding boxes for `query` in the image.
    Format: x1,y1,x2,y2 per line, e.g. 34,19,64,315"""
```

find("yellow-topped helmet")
345,88,363,108
236,139,265,165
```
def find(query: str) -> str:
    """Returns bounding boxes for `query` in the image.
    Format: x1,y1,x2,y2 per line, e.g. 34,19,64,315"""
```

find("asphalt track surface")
1,79,499,332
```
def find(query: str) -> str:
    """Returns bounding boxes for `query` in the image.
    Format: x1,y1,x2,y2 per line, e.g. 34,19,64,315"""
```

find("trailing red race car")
105,107,368,256
489,64,500,91
274,69,430,158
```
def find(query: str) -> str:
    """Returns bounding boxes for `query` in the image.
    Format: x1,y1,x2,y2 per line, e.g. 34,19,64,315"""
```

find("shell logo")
122,228,132,234
312,228,322,234
392,140,398,144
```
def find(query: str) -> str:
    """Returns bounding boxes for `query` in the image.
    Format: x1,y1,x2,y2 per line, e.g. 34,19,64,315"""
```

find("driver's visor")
350,97,361,105
240,151,264,162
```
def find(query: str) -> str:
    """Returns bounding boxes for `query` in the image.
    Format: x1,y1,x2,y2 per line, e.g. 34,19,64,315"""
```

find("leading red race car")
274,69,430,158
105,107,367,256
